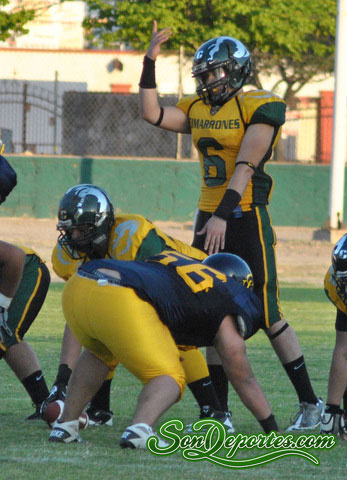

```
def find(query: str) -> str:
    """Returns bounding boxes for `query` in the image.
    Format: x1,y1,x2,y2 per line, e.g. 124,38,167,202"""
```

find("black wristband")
139,55,156,89
214,189,241,221
236,161,256,172
154,107,164,126
259,414,278,434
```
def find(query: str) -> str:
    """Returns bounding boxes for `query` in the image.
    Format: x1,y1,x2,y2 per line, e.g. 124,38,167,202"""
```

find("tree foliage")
83,0,336,101
0,0,35,41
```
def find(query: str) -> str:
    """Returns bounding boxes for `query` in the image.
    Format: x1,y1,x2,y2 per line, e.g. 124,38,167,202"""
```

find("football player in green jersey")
321,234,347,440
139,21,323,431
43,184,234,432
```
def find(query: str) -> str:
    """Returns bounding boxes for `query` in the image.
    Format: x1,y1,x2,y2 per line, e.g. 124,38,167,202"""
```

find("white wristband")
0,292,12,309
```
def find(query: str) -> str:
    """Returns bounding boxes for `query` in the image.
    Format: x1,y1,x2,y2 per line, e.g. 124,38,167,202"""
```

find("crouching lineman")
320,234,347,440
0,241,50,418
49,251,278,447
44,184,232,432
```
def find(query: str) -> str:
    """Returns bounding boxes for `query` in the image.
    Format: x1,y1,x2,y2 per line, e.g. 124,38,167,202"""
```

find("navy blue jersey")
0,155,17,204
78,250,264,346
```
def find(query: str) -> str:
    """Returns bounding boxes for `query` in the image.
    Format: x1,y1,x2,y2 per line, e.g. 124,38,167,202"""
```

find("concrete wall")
0,155,343,227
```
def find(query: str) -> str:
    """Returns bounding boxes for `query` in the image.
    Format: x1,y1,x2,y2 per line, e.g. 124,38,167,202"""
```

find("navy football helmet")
203,253,256,339
202,252,254,290
57,184,114,259
192,36,251,106
332,234,347,303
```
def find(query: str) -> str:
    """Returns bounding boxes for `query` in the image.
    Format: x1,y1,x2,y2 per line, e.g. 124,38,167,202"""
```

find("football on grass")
42,400,64,427
42,400,89,430
78,412,89,430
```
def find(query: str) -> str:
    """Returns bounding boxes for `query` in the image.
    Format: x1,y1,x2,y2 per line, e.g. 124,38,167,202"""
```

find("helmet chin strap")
210,86,242,114
226,86,243,101
218,85,242,105
89,237,110,259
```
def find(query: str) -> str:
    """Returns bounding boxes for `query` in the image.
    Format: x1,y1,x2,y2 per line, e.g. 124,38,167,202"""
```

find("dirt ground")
0,217,333,285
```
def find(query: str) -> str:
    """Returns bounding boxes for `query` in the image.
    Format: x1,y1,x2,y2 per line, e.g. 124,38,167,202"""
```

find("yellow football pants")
62,274,186,398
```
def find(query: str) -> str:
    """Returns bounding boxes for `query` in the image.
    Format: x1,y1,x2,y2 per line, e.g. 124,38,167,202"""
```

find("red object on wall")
318,91,334,164
111,84,131,95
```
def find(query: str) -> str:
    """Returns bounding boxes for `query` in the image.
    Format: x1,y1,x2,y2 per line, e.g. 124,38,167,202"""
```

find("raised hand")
146,20,172,60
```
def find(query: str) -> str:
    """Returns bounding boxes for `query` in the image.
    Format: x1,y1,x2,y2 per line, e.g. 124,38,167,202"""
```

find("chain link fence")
0,78,334,162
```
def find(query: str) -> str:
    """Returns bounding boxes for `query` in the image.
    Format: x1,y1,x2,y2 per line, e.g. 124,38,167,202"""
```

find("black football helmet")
192,36,251,106
57,184,114,259
332,234,347,303
202,252,254,290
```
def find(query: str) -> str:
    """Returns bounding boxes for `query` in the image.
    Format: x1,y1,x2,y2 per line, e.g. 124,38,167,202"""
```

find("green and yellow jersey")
324,266,347,314
17,245,42,259
177,90,286,212
0,245,49,355
52,213,207,281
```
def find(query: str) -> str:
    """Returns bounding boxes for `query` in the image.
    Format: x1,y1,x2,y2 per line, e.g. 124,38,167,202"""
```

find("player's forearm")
231,373,273,421
138,53,162,124
219,341,273,421
213,164,253,220
227,163,254,196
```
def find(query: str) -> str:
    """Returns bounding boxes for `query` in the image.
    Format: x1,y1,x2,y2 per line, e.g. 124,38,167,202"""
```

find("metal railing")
0,78,336,162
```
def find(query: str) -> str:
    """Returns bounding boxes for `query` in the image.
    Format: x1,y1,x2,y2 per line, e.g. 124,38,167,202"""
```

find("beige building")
0,47,196,95
2,1,86,50
1,0,334,96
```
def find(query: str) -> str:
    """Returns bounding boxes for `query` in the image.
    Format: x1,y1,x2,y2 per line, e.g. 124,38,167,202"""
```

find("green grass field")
0,282,346,480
